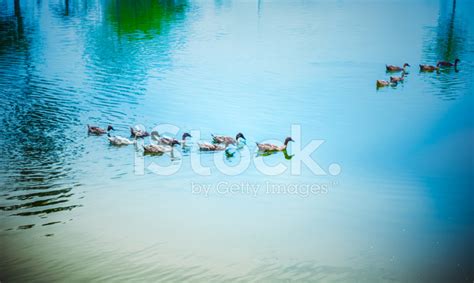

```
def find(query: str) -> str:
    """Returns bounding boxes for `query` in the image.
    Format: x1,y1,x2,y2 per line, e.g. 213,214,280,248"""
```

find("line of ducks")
376,58,460,88
87,125,294,155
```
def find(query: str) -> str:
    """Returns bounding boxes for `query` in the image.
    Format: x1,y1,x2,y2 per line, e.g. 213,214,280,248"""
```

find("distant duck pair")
377,63,410,88
198,133,294,153
419,58,460,72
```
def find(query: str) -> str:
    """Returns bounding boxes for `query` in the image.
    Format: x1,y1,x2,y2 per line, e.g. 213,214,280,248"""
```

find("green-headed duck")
256,137,294,152
88,124,114,135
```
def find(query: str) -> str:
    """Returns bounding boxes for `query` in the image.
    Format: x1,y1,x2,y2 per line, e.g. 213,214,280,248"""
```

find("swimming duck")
130,127,150,138
376,80,396,88
419,64,439,72
256,137,294,152
88,124,114,135
198,142,225,151
108,134,136,146
143,140,180,154
390,71,406,83
437,58,460,68
152,132,192,146
212,133,246,145
386,63,410,72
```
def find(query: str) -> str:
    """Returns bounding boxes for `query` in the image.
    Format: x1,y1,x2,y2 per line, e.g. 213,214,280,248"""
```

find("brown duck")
143,140,180,154
437,58,460,68
390,71,406,83
130,127,150,138
212,133,246,145
152,132,192,146
256,137,294,152
419,64,439,72
386,63,410,72
376,80,396,88
198,142,225,151
88,124,114,135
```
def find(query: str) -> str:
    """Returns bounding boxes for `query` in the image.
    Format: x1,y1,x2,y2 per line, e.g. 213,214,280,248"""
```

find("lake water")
0,0,473,282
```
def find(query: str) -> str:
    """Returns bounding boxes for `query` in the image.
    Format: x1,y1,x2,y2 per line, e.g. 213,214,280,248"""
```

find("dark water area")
0,0,473,281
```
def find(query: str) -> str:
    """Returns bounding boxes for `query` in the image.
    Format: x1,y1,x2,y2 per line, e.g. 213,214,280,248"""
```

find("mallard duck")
198,142,225,151
376,80,396,88
108,134,136,146
88,124,114,135
386,63,410,72
130,127,150,138
143,140,180,154
437,58,460,68
419,64,439,72
212,133,246,145
390,71,406,83
256,137,294,152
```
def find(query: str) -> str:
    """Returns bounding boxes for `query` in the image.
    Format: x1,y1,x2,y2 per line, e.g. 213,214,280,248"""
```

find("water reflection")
106,0,188,38
0,1,82,229
421,0,468,100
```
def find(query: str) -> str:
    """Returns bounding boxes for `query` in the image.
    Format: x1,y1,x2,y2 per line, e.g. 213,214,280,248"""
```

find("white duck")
108,133,136,146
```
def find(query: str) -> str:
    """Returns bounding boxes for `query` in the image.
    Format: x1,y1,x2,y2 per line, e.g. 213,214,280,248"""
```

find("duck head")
403,63,410,68
107,125,114,131
284,137,294,145
150,131,160,140
236,132,246,141
182,132,192,140
455,58,460,64
171,140,181,147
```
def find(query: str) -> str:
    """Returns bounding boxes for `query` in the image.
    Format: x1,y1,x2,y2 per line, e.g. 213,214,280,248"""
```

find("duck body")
198,142,225,151
143,144,172,154
156,133,192,146
376,80,396,88
256,137,294,152
212,133,246,145
108,135,135,146
386,63,410,72
419,64,439,72
130,127,150,138
88,124,114,135
390,71,406,83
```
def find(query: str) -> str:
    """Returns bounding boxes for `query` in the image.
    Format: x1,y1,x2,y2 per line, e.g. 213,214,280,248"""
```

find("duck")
390,71,406,83
108,133,136,146
198,142,225,151
212,133,246,145
88,124,114,135
130,127,150,138
143,140,180,154
419,64,439,72
437,58,460,68
152,131,192,146
386,63,410,72
376,80,396,88
256,137,294,152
